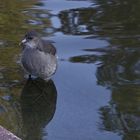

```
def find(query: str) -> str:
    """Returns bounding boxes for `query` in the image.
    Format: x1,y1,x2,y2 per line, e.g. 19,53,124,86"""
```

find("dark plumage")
20,31,57,80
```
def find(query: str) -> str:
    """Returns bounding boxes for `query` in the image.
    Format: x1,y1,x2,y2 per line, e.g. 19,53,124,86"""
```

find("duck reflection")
20,78,57,140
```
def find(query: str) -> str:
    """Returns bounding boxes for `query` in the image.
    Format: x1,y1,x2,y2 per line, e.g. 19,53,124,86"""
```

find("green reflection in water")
99,85,140,140
0,0,140,139
0,0,53,138
64,0,140,139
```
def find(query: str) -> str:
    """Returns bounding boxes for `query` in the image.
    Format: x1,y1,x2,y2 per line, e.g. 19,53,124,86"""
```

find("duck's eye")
27,36,33,40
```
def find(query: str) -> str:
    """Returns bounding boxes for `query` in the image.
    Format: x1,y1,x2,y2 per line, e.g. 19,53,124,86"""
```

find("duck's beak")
19,39,27,46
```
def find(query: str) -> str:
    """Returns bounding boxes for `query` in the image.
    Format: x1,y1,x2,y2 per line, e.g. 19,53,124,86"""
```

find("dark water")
0,0,140,140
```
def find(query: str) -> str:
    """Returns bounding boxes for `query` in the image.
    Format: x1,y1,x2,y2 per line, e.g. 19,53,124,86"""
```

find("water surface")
0,0,140,140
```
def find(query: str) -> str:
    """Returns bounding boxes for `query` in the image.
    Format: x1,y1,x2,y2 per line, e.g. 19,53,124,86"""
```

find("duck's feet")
28,75,38,80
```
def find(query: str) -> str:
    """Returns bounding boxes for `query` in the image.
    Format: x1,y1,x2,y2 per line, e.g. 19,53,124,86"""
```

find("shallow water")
0,0,140,140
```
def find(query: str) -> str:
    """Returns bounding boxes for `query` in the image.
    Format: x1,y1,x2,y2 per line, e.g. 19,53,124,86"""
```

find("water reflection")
60,1,140,139
20,78,57,140
69,54,97,63
0,0,140,139
89,0,140,47
91,1,140,139
56,0,140,48
95,48,140,139
99,85,140,140
69,34,140,140
59,8,96,35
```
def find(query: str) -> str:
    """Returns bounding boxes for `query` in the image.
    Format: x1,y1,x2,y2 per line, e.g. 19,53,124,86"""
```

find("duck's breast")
21,48,57,78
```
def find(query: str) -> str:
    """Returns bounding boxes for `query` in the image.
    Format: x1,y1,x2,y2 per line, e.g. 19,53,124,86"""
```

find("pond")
0,0,140,140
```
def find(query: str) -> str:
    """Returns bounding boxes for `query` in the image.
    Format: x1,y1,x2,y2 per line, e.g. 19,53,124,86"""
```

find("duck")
20,30,57,80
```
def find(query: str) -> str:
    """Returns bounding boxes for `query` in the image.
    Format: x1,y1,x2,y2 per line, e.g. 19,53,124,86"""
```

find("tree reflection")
0,0,140,139
69,49,140,139
59,8,96,35
58,0,140,47
99,85,140,140
61,1,140,139
96,48,140,139
93,0,140,139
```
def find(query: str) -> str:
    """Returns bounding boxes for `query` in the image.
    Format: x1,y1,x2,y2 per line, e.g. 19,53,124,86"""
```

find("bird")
20,30,57,80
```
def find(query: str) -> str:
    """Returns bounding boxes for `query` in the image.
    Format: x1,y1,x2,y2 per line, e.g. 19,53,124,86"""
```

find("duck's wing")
37,39,56,55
